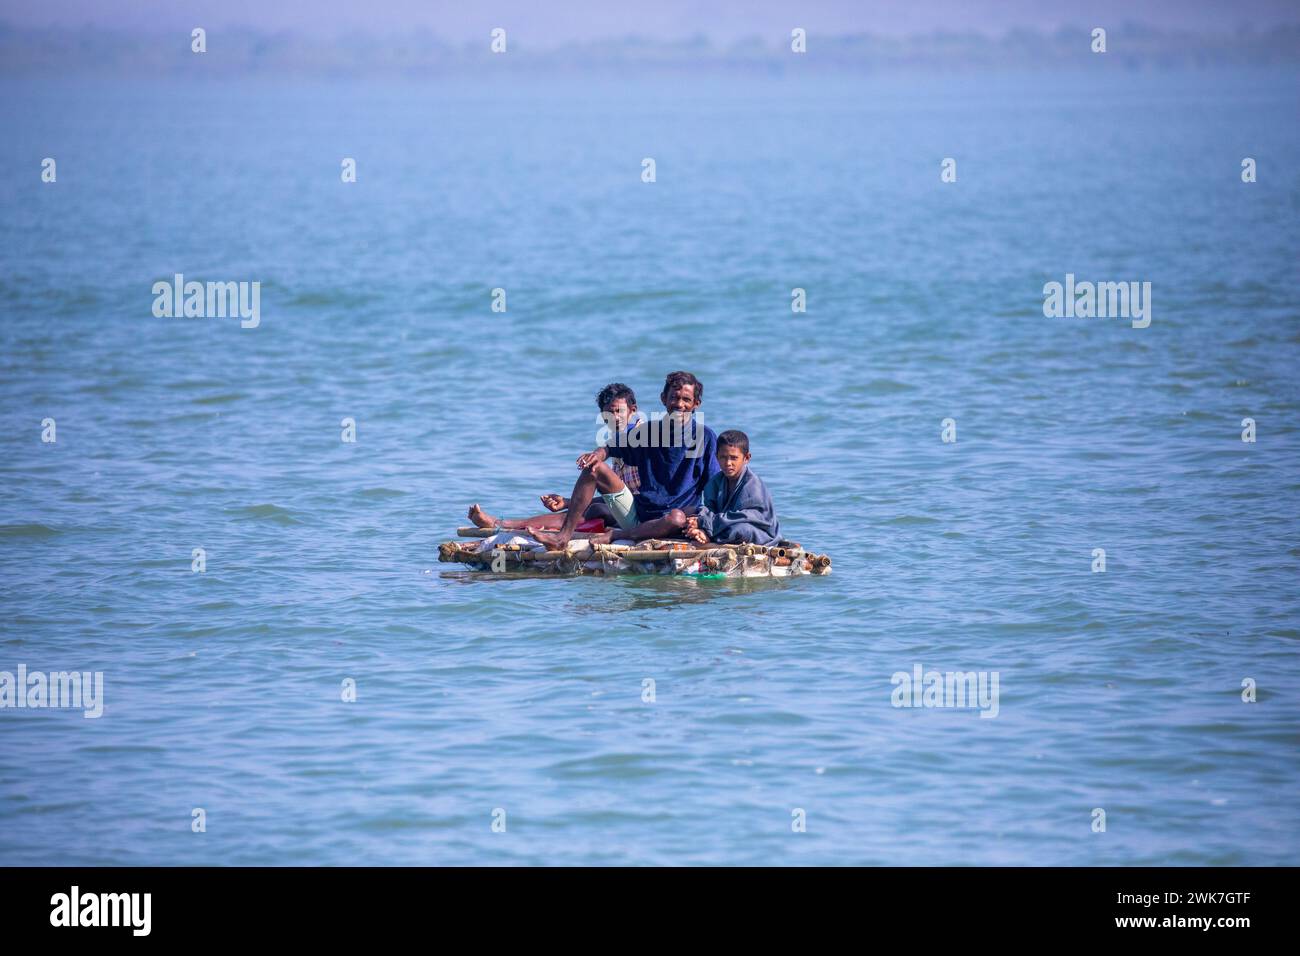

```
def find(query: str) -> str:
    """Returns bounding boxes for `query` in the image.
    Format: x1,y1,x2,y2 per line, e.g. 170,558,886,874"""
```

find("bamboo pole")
450,545,731,564
614,548,731,562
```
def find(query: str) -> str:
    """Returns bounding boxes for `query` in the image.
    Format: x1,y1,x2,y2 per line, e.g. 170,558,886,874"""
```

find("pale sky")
4,0,1297,42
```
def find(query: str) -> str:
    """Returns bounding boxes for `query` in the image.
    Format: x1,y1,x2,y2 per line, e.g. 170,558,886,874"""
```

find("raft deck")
439,528,832,577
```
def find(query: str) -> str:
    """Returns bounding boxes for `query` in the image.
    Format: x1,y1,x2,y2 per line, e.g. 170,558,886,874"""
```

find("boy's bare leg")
529,461,624,550
468,504,567,530
469,497,615,532
531,508,691,548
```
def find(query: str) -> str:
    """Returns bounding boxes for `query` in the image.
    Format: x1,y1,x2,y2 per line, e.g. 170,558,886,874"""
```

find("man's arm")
576,447,610,469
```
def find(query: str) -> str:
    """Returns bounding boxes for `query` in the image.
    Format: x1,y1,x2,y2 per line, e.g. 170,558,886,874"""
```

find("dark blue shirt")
614,417,719,521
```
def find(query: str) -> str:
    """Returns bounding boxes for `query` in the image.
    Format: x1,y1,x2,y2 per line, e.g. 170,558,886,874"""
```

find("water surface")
1,69,1298,865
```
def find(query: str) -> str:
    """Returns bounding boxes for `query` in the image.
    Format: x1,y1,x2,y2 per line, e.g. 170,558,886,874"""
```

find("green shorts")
600,486,639,531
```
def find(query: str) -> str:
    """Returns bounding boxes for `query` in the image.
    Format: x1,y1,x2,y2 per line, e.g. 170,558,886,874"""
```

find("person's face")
716,444,749,479
602,397,634,432
663,383,699,422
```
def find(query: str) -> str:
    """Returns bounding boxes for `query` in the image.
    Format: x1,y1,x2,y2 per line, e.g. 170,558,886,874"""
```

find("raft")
439,528,832,577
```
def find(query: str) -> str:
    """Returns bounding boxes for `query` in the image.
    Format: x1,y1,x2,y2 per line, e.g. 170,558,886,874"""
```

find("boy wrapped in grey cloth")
685,430,782,546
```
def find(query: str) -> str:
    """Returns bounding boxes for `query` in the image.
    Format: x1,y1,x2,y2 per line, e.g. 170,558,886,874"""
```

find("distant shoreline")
3,21,1299,77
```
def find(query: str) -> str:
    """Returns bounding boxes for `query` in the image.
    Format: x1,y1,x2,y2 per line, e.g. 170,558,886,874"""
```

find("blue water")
1,69,1298,865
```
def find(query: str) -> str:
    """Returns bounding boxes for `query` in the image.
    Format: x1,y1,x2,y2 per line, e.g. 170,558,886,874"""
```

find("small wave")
546,753,673,779
286,289,375,309
358,487,409,499
226,504,302,525
845,378,920,396
166,379,230,391
0,522,61,538
79,378,149,396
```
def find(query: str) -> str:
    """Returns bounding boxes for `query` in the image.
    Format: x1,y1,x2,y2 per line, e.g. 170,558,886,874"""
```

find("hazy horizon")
4,0,1299,44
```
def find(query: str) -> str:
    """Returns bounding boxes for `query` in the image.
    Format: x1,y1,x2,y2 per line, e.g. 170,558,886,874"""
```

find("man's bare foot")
527,526,572,550
468,504,498,529
528,527,615,548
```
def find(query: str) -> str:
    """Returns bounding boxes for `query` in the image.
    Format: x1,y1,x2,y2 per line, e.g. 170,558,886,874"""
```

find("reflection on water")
439,567,797,611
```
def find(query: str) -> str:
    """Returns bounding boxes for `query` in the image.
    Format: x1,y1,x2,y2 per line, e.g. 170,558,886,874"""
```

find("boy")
684,430,781,546
529,371,719,549
468,383,640,531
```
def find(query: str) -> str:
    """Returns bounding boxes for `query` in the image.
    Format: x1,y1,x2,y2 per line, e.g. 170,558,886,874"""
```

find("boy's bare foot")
468,504,498,529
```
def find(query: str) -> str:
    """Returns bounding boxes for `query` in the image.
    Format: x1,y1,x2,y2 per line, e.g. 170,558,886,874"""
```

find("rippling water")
1,69,1298,865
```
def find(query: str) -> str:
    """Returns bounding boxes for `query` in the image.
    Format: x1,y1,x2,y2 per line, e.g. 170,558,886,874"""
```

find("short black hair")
596,383,636,410
717,430,750,455
661,371,703,404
